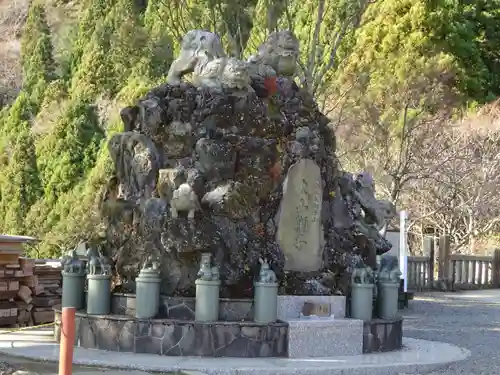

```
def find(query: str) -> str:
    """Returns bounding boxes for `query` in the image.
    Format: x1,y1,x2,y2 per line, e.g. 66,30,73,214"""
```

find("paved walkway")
0,356,156,375
0,329,172,375
403,289,500,375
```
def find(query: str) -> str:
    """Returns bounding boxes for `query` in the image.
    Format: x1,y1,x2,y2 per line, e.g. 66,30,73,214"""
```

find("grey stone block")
287,318,363,357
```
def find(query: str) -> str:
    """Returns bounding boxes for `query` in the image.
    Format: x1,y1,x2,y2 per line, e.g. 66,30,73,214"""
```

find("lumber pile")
0,235,62,327
30,261,62,325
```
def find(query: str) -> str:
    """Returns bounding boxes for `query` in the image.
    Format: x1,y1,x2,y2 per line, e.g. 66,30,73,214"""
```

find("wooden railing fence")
407,256,432,291
406,236,500,291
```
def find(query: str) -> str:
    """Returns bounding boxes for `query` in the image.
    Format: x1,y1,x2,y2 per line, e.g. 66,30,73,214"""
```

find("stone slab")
0,329,470,375
278,295,346,319
287,318,363,357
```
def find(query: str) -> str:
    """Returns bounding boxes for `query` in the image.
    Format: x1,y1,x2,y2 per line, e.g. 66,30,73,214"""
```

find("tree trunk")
468,235,477,254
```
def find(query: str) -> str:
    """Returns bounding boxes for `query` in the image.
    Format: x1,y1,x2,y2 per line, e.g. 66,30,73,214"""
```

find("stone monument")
95,29,396,298
276,158,323,272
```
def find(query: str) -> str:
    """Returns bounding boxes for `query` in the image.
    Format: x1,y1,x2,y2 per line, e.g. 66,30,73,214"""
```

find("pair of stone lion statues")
166,29,300,92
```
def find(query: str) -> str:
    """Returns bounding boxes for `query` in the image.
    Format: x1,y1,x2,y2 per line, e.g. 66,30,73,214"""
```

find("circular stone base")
54,309,288,358
0,331,470,375
363,317,403,353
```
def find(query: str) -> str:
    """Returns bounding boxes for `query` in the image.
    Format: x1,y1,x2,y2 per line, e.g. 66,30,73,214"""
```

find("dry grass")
0,0,80,105
0,0,29,38
0,0,30,101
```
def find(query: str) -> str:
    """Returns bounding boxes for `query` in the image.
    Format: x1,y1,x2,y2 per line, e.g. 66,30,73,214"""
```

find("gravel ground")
402,290,500,375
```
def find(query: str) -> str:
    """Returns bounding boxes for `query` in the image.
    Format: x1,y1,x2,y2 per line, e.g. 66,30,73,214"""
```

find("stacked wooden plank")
16,257,35,326
30,260,62,325
0,235,62,327
0,235,34,327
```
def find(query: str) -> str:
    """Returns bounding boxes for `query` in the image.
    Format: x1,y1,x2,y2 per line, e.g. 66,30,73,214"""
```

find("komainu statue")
247,30,300,78
167,31,252,92
166,30,226,85
193,57,252,91
100,29,396,298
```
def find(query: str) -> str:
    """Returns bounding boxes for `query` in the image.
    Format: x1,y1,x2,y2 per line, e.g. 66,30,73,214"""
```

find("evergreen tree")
70,22,116,99
21,3,55,93
2,93,32,132
68,0,116,77
35,99,104,204
71,0,151,98
106,0,150,84
427,0,500,101
20,3,51,64
0,128,42,234
338,0,458,112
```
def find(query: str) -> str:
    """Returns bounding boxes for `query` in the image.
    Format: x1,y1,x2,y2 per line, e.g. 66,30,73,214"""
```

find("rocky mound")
94,30,394,298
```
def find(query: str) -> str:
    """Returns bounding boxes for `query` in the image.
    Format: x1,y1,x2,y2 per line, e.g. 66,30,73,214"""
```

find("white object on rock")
170,183,200,219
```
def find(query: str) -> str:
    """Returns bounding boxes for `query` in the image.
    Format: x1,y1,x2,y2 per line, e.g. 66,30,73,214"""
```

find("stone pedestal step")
286,318,363,357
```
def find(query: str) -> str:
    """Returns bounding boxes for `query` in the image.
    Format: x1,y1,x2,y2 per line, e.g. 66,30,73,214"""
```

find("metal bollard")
86,251,113,315
254,258,279,324
87,274,111,315
60,252,86,309
62,271,86,309
350,267,375,321
377,268,402,319
195,253,220,322
136,256,161,319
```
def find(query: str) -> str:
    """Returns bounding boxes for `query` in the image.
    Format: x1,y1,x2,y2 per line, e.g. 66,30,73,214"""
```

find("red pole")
58,307,76,375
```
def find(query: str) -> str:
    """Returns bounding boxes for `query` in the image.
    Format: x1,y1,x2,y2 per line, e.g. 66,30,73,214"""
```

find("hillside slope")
0,0,29,103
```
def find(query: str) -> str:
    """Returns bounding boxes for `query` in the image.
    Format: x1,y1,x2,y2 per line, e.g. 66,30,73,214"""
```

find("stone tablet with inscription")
302,301,332,317
276,159,323,271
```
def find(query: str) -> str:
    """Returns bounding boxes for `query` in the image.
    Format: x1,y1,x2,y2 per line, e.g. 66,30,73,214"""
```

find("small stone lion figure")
170,182,200,220
167,30,226,85
197,253,213,280
258,258,278,283
194,57,252,91
220,58,253,90
247,30,300,78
